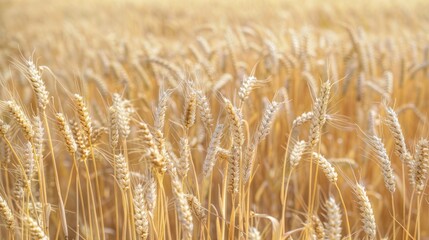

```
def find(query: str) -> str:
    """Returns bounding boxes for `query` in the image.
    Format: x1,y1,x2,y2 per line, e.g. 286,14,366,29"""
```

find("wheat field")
0,0,429,239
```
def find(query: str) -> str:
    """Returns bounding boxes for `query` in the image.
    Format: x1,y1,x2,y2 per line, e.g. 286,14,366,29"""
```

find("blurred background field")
0,0,429,239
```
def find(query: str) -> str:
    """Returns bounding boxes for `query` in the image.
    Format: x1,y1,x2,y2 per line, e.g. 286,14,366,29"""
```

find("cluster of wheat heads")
1,0,429,239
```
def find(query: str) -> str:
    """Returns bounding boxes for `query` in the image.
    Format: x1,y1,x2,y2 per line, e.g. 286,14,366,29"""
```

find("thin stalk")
335,184,351,239
43,111,68,238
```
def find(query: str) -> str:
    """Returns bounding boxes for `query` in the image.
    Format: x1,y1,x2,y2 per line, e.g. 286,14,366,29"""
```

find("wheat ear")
133,183,149,240
114,153,130,191
308,80,331,149
355,183,376,240
414,139,429,194
324,197,342,240
311,152,338,183
24,215,49,240
203,123,224,176
0,194,14,230
26,59,49,110
170,171,193,239
290,140,307,168
7,101,34,141
371,136,396,193
56,113,77,154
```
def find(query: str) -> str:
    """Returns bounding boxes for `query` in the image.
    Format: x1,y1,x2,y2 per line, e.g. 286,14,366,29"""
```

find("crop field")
0,0,429,239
